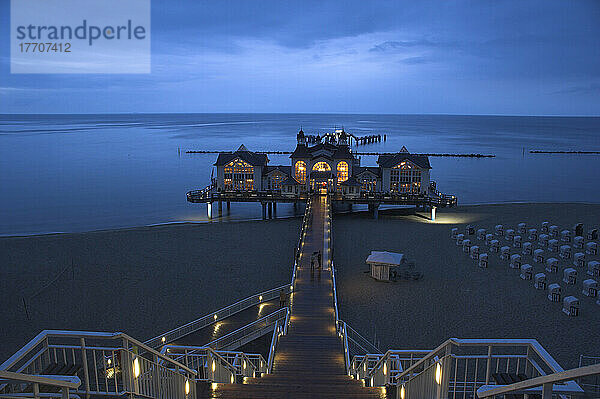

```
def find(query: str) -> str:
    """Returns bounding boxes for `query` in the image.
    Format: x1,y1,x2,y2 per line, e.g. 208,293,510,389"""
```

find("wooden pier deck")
205,195,385,398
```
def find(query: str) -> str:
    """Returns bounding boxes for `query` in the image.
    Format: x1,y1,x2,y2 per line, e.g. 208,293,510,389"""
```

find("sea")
0,113,599,236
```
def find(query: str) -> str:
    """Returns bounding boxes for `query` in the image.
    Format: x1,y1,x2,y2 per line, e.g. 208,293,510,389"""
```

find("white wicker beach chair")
534,273,547,290
573,236,584,249
582,279,598,298
510,254,522,269
478,253,488,268
518,222,526,234
528,228,538,241
545,257,559,273
562,296,579,316
520,264,533,280
573,252,585,268
563,268,577,285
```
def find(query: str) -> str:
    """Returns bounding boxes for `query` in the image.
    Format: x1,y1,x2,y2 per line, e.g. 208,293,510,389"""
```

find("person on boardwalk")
310,258,315,272
318,251,322,269
279,289,286,307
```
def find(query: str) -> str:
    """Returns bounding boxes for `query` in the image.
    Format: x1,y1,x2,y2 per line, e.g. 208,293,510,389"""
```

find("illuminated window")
295,161,307,184
224,159,254,191
312,162,331,172
268,173,286,189
390,162,421,193
359,177,377,192
337,161,349,183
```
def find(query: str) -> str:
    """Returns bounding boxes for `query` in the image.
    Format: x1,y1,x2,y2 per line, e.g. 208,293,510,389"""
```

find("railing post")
541,382,552,399
485,345,492,384
62,386,70,399
79,338,90,399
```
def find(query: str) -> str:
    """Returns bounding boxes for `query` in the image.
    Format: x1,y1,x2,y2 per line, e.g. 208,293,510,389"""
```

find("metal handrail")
476,363,599,397
340,321,381,354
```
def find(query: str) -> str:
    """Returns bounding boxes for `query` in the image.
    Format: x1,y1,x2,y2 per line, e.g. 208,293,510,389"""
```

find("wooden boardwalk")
206,195,385,398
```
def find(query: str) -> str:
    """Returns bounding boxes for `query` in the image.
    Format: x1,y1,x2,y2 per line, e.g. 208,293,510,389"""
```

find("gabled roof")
281,176,300,185
377,149,431,169
290,142,354,161
353,166,381,178
290,144,312,159
340,176,361,187
332,145,353,159
263,165,291,176
214,147,268,167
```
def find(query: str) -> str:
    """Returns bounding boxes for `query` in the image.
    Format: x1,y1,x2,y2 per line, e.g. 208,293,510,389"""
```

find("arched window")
312,162,331,172
224,159,254,191
337,161,349,183
295,161,307,184
390,162,421,193
268,173,286,190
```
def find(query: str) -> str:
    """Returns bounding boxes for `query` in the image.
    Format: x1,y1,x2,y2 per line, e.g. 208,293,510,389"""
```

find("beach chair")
533,249,545,263
559,245,571,259
505,229,515,242
561,230,571,242
538,234,549,247
485,234,493,245
477,228,486,240
478,253,488,268
490,240,500,253
470,245,480,260
563,268,577,285
500,246,511,260
528,228,538,241
562,296,579,316
541,221,549,233
549,225,559,238
547,283,561,302
495,224,504,236
451,227,458,239
548,239,559,252
517,222,526,234
522,242,532,255
510,254,522,269
456,233,465,246
573,252,585,268
534,273,547,290
545,257,559,273
586,242,597,255
573,223,584,237
587,261,600,277
587,228,598,240
582,279,598,298
520,264,533,280
513,235,522,248
466,224,475,235
573,236,584,249
463,239,472,253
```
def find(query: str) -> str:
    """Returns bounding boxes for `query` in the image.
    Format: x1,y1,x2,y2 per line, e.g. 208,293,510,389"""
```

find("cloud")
369,40,448,53
400,56,432,65
551,83,600,95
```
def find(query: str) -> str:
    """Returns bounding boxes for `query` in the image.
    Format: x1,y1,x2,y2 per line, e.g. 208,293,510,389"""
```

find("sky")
1,0,599,115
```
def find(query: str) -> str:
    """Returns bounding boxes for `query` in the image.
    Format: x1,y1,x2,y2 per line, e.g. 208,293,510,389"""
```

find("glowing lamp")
212,360,216,373
133,357,140,378
383,362,387,375
230,374,234,384
400,385,405,399
161,336,166,343
185,379,190,395
214,314,218,320
435,362,442,385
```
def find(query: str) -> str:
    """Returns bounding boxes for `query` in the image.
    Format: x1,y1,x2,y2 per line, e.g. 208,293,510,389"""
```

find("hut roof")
366,251,405,266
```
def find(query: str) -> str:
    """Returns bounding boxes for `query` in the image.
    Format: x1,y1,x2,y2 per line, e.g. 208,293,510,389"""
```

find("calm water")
0,113,599,236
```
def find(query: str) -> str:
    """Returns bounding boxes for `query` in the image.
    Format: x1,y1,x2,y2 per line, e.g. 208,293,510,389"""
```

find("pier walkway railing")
0,330,198,399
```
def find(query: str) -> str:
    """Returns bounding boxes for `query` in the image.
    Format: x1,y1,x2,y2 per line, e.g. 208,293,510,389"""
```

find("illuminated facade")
213,134,431,196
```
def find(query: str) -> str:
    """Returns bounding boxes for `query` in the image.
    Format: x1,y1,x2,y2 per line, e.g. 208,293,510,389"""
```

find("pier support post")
273,202,277,218
431,206,437,221
207,202,212,220
370,203,380,220
226,201,231,213
261,202,267,220
268,202,273,219
218,201,223,217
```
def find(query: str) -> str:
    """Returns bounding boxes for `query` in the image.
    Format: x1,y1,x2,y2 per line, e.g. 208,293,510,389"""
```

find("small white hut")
548,283,561,302
470,245,480,260
562,296,579,316
513,235,522,248
534,273,547,290
500,246,511,260
582,279,598,298
478,253,488,268
505,229,515,241
573,252,585,268
520,264,533,280
561,230,571,242
574,236,584,249
366,251,406,282
528,228,538,241
476,228,486,240
549,225,559,238
586,242,598,255
495,224,504,236
587,261,600,277
539,234,549,247
560,245,571,259
534,249,545,263
522,242,532,256
541,221,549,233
563,268,577,285
451,227,458,239
518,222,527,234
548,239,559,252
545,257,559,273
490,239,500,252
510,254,522,269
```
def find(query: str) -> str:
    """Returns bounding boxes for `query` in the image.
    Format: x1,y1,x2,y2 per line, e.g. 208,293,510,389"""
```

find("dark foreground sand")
0,219,300,362
333,203,600,369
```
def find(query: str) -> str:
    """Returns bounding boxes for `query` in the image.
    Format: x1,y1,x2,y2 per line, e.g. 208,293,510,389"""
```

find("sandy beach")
0,218,300,362
333,203,600,369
